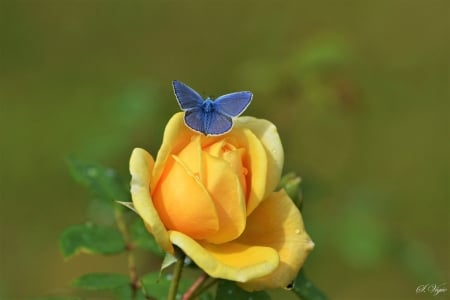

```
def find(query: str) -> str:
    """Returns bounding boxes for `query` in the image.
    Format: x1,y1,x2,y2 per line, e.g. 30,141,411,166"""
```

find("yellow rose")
130,112,314,290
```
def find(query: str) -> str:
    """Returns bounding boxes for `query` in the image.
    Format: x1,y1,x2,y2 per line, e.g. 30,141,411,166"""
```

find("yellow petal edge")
235,117,284,213
237,190,314,291
130,148,174,253
170,231,279,282
151,112,193,191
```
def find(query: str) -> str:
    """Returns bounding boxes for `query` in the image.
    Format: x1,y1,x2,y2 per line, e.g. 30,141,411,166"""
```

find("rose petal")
236,190,314,291
202,140,247,194
177,134,204,181
151,113,193,191
233,128,268,215
222,148,247,196
170,231,279,282
153,154,219,240
130,148,173,253
235,117,284,208
202,139,228,157
202,152,246,244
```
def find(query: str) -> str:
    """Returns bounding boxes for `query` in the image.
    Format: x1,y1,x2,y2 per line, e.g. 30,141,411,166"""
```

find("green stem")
115,206,140,296
168,254,186,300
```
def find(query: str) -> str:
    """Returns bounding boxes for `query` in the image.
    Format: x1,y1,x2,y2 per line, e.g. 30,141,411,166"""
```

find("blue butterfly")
173,80,253,136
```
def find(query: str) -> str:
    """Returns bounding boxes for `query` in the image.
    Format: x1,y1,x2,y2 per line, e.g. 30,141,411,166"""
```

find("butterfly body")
173,80,252,136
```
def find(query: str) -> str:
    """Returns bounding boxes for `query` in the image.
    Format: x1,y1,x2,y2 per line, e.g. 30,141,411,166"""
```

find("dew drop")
295,229,301,234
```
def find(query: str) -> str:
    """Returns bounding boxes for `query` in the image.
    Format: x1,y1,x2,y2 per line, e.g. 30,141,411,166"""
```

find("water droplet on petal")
295,229,301,234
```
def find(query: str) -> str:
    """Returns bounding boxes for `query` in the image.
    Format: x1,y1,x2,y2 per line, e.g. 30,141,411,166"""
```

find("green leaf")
278,172,297,188
292,270,327,300
278,172,303,209
160,252,178,273
116,201,136,213
72,273,149,300
114,285,133,300
114,285,147,300
215,280,271,300
200,292,215,300
60,223,126,258
141,272,171,299
73,272,130,291
141,272,193,299
66,156,130,203
131,219,164,256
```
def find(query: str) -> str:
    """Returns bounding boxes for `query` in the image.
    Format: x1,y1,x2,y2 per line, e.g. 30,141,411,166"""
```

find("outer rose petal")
130,148,173,253
151,113,193,191
235,117,284,208
169,231,279,282
236,190,314,291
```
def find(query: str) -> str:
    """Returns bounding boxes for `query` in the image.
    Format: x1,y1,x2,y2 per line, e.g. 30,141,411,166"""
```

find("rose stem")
114,205,140,296
182,273,208,300
168,253,186,300
189,277,219,299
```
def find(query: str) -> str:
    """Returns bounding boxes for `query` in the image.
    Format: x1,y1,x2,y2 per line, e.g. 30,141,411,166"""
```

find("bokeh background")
0,1,448,299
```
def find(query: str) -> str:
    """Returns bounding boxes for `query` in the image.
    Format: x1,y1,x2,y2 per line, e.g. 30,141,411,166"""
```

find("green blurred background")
0,1,448,299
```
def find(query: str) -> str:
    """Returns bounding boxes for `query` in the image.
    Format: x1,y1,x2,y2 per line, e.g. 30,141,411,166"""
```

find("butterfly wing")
204,112,233,135
185,109,233,136
184,108,206,134
213,91,253,117
174,81,251,136
173,80,204,110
